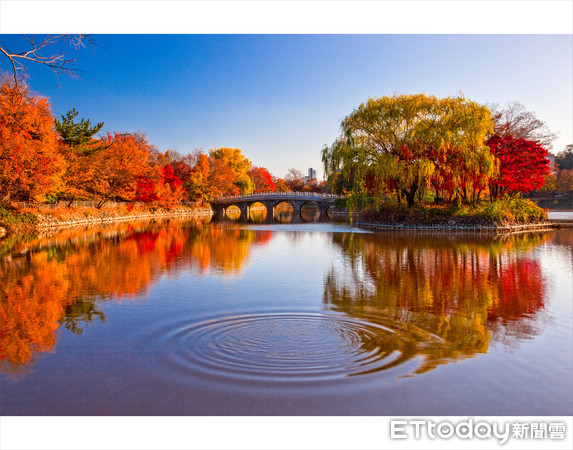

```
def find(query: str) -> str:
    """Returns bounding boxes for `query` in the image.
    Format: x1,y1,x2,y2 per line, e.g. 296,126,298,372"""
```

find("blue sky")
1,33,571,180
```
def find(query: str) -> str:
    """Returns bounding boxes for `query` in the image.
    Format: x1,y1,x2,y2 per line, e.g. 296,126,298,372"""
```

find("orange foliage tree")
0,80,65,204
209,147,254,194
250,166,276,193
88,132,152,207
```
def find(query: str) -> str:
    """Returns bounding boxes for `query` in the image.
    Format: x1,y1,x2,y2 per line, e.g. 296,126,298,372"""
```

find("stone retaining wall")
355,221,562,234
34,207,213,230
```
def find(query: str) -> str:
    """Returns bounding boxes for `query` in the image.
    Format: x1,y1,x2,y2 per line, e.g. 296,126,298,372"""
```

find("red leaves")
135,164,187,208
135,177,159,203
250,166,276,193
488,134,550,197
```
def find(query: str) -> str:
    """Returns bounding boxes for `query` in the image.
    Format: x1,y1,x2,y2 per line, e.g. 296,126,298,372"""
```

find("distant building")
306,168,317,180
548,153,558,175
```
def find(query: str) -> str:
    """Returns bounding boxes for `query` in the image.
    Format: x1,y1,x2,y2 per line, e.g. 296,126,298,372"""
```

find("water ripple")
150,313,425,381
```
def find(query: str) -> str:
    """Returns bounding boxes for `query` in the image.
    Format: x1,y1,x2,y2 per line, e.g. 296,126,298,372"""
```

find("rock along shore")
355,221,570,234
0,207,214,239
34,206,213,230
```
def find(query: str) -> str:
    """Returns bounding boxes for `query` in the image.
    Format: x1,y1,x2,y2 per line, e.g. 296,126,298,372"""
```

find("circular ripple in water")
162,313,419,381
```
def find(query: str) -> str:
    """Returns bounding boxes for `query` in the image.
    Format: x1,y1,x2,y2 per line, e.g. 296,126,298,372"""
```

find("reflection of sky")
548,211,573,220
536,241,573,322
2,222,572,415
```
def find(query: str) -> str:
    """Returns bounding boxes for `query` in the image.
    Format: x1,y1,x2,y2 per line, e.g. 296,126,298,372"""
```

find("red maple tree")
487,135,550,198
250,166,276,193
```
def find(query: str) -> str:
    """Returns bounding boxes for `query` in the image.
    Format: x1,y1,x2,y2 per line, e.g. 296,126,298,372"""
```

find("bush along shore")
348,197,559,233
0,205,213,238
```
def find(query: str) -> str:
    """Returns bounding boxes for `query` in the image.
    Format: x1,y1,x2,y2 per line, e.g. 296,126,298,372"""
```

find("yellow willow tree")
322,93,496,207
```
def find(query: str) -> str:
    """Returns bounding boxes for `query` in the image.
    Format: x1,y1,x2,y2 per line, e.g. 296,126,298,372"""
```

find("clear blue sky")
1,34,571,179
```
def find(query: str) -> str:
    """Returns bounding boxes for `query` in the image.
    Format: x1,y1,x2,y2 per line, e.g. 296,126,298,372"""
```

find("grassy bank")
344,197,549,227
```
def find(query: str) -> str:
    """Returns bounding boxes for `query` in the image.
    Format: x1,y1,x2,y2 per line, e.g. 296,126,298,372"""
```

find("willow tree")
322,94,496,207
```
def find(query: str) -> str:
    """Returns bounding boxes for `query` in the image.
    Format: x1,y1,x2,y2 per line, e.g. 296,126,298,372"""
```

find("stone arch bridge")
211,192,341,218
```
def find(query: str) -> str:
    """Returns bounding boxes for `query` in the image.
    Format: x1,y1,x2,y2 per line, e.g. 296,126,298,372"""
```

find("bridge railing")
215,192,342,202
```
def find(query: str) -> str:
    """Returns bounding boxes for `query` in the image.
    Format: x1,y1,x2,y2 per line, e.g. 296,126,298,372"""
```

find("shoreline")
2,207,572,240
0,206,213,239
355,221,572,234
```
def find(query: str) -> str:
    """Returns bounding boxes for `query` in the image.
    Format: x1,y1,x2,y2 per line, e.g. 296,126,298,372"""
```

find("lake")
1,212,572,415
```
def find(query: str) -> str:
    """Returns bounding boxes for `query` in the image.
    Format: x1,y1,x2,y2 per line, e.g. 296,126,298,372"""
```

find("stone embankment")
34,207,213,231
355,221,569,234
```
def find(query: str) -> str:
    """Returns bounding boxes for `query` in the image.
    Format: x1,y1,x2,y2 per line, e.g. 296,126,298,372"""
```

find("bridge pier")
239,204,250,218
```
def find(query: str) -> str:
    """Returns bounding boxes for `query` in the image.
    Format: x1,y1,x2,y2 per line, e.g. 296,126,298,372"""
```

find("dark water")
1,211,572,415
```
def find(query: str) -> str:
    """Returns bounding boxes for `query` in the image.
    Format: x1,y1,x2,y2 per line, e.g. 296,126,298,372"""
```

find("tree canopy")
322,93,495,206
556,144,573,171
489,101,557,150
0,80,65,204
55,108,103,150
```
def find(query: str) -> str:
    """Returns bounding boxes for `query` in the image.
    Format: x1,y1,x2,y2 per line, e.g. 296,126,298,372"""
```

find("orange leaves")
0,81,66,203
0,78,276,209
89,132,153,206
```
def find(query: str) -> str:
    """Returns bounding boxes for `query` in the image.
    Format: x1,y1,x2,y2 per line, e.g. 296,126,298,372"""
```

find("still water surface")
1,212,572,415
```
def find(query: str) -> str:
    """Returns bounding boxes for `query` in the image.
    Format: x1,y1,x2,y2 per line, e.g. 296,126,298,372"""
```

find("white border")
1,416,573,449
0,1,572,34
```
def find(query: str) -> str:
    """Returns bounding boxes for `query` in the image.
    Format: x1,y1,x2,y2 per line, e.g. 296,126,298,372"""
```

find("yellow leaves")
209,147,255,194
325,92,498,204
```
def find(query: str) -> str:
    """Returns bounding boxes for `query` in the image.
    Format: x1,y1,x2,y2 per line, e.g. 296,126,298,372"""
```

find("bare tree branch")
0,34,97,89
489,101,558,150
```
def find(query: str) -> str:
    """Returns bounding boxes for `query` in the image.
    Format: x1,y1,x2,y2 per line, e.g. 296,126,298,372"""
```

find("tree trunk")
402,183,418,208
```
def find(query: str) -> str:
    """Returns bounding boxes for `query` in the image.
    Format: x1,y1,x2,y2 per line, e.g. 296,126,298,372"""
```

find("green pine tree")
55,108,104,151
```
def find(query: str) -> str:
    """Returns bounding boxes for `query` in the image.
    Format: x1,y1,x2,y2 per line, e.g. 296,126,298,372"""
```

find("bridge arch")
211,192,341,221
224,204,242,219
248,201,268,222
300,201,322,222
272,200,294,212
300,200,320,210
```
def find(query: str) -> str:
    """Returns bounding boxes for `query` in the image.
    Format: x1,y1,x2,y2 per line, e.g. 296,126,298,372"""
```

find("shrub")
0,207,38,234
467,197,547,225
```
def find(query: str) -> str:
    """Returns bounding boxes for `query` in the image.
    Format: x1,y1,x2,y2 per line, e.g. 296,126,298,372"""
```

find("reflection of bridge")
211,192,341,218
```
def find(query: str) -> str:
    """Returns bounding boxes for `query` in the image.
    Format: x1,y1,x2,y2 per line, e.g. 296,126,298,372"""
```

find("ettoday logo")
390,419,567,445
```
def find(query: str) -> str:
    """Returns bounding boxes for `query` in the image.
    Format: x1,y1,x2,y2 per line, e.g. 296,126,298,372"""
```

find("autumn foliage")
323,93,552,207
0,81,65,204
0,80,300,210
487,135,550,198
250,166,276,193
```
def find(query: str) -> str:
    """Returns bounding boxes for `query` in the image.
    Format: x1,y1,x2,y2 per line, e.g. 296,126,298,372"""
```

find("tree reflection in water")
0,221,554,379
0,218,272,372
323,232,550,375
